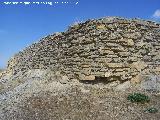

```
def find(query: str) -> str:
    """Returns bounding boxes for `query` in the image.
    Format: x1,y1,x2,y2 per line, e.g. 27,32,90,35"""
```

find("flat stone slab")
140,75,160,92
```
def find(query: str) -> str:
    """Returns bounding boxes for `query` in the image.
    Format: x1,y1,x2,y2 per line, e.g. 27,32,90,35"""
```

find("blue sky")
0,0,160,68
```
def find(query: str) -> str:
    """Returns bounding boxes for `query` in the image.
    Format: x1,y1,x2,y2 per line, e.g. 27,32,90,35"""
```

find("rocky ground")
0,69,160,120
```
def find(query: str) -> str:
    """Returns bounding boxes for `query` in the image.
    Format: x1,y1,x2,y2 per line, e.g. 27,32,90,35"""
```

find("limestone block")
130,61,148,72
99,68,109,72
121,73,132,81
115,68,130,72
136,41,145,48
84,75,95,81
96,24,106,30
81,68,91,75
154,67,160,72
109,33,121,40
131,74,142,84
101,17,116,24
81,64,90,68
95,58,112,63
0,70,5,78
105,54,119,58
99,49,114,55
106,43,119,47
78,52,90,57
81,38,94,44
94,71,105,76
71,40,79,44
110,46,125,52
123,32,141,39
118,52,130,57
105,63,125,68
83,59,93,63
105,71,112,77
112,71,126,77
127,57,138,62
127,39,134,46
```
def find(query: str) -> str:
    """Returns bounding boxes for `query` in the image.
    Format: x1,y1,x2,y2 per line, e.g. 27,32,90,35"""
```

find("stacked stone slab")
5,17,160,82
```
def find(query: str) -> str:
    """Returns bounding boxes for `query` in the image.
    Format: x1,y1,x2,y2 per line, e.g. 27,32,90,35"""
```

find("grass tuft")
144,107,158,113
127,93,150,103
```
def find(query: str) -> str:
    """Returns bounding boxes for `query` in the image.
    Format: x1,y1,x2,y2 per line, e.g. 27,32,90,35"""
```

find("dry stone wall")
5,17,160,82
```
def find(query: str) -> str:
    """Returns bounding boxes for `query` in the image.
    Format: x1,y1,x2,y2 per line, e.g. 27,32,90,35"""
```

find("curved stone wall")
5,17,160,81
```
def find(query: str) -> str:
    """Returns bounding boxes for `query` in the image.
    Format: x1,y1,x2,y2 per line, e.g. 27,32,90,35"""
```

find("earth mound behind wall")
4,17,160,82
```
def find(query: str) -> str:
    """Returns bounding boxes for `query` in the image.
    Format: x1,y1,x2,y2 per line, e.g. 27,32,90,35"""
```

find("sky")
0,0,160,69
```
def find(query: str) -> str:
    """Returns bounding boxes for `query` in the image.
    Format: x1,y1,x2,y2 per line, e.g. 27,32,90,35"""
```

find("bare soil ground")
1,83,160,120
